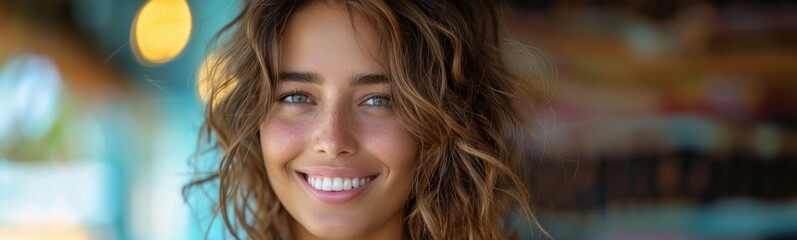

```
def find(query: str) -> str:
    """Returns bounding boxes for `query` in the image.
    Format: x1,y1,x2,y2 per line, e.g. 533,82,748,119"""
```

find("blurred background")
0,0,795,239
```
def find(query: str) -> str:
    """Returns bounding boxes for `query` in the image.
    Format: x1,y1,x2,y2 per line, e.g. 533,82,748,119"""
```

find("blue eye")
279,92,314,104
362,95,392,107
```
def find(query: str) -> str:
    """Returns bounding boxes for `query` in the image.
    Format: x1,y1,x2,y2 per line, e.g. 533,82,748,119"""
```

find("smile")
305,175,375,191
297,172,378,204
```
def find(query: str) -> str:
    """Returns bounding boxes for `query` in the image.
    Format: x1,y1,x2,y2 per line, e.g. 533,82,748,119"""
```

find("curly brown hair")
186,0,549,239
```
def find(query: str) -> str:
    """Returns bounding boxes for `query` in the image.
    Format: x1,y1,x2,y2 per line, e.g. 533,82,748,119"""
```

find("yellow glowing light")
131,0,192,65
197,54,237,105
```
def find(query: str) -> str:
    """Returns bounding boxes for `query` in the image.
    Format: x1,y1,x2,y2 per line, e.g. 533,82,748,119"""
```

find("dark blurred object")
510,0,796,20
502,0,797,238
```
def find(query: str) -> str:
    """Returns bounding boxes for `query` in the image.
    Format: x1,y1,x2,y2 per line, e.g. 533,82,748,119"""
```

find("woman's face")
259,2,417,239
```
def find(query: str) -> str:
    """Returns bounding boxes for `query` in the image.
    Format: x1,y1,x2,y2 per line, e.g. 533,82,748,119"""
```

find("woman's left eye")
361,95,392,108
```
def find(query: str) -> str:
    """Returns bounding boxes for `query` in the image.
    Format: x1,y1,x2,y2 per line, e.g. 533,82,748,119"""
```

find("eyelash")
361,93,392,108
277,90,392,108
278,90,313,104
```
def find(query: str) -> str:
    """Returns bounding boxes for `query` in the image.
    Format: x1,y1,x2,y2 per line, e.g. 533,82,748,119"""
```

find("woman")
187,0,547,239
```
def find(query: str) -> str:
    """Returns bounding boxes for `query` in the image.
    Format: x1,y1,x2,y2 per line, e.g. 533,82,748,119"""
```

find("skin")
258,1,417,239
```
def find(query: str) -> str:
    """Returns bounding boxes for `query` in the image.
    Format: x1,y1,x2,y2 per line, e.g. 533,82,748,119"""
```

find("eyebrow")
279,71,389,86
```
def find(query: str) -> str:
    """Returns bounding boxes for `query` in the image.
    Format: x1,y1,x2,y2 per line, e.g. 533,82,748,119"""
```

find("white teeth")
332,178,343,191
322,177,333,191
305,174,374,192
314,177,323,189
343,179,352,190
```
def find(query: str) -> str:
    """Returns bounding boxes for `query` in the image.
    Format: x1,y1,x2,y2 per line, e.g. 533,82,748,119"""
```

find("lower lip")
297,172,375,204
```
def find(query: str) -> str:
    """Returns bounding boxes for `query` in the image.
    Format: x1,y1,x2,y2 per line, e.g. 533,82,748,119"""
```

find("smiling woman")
186,0,547,239
261,5,417,238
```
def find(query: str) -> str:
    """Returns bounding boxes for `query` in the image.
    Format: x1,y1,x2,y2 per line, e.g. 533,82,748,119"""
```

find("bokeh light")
131,0,192,65
197,54,237,105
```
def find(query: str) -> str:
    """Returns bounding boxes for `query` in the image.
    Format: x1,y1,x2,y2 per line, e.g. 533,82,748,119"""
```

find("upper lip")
296,166,379,178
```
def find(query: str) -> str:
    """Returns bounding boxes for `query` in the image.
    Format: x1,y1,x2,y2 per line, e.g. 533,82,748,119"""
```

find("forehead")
279,1,385,75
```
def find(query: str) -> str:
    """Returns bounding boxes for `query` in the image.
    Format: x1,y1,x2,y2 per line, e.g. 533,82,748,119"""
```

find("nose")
312,104,358,157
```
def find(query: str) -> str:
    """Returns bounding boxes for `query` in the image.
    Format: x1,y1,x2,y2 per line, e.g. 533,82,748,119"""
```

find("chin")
303,222,369,239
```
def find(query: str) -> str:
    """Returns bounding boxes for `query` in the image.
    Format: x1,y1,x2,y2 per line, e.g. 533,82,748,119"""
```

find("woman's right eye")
279,92,314,104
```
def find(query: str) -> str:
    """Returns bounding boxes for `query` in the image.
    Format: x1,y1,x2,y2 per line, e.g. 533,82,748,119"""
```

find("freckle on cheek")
264,120,309,151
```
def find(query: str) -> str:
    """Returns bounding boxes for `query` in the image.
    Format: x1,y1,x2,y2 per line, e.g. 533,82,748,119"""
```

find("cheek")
260,117,309,168
361,120,417,174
